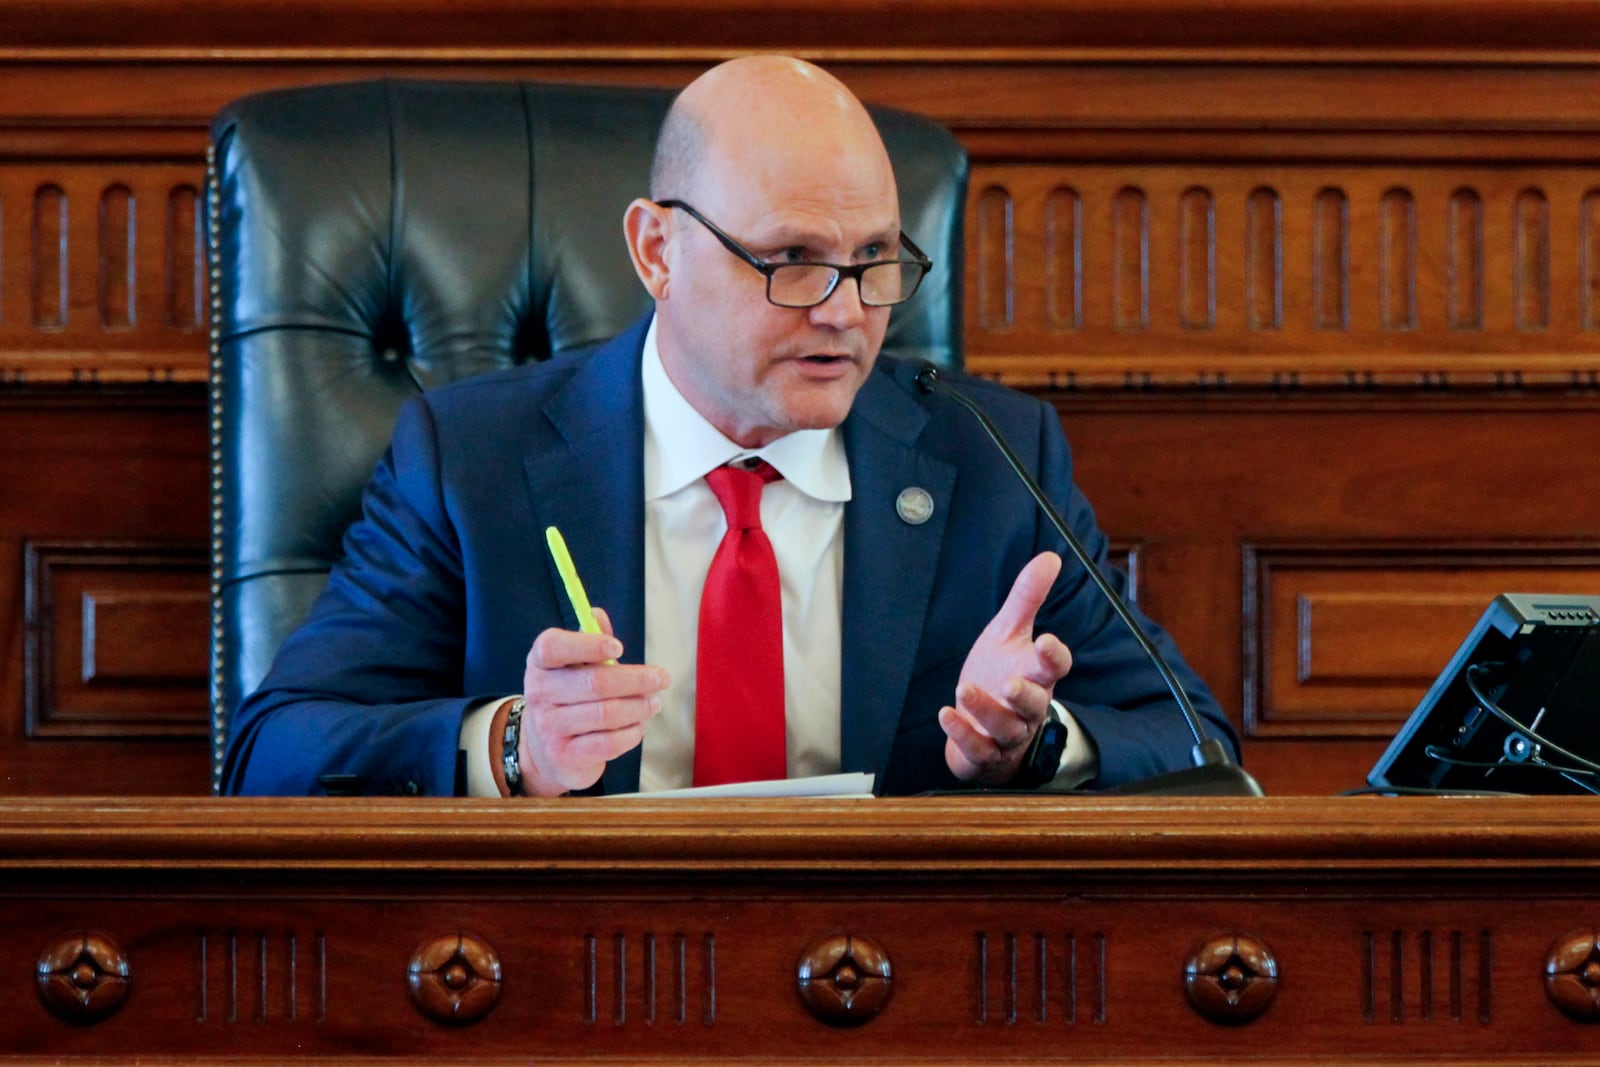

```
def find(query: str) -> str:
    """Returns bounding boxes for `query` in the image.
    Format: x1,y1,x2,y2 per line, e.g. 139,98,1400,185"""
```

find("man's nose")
808,274,867,328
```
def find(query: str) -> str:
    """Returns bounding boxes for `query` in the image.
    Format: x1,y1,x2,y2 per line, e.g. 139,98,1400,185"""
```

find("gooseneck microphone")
915,363,1263,797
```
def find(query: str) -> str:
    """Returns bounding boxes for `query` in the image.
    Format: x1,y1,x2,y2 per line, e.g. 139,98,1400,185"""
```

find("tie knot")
706,460,781,530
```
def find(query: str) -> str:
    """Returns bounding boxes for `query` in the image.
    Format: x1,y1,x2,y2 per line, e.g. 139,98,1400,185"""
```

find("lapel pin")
895,486,935,526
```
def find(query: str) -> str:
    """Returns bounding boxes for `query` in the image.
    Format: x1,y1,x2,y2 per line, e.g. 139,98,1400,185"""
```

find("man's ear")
624,198,672,300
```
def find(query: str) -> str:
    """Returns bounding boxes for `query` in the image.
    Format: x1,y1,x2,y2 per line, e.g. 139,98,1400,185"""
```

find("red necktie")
694,461,786,786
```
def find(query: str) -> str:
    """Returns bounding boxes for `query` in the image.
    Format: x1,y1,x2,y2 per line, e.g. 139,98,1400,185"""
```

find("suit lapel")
522,319,649,794
839,364,955,783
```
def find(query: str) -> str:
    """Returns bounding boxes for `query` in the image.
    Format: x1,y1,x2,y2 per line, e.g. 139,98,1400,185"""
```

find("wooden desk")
2,796,1598,1064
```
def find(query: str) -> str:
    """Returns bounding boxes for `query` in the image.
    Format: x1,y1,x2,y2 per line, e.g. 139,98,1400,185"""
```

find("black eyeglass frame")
655,198,933,309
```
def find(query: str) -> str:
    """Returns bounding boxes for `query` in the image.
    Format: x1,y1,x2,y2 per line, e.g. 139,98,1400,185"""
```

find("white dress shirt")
638,317,849,790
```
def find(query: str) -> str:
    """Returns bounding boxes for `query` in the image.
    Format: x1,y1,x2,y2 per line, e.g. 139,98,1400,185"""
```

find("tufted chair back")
206,78,969,792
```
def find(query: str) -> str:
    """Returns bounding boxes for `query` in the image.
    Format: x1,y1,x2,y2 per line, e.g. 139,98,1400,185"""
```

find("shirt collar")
642,315,852,504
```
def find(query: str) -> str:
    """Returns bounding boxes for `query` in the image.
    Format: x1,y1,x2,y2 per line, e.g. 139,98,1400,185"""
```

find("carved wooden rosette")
36,931,130,1024
795,934,893,1026
1545,929,1600,1022
406,933,502,1025
1183,934,1278,1024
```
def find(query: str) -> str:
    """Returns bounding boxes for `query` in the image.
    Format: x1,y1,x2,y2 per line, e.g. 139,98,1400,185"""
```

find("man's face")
650,135,901,449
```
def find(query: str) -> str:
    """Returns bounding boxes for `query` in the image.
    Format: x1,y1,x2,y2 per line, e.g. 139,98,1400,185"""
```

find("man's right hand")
517,607,669,797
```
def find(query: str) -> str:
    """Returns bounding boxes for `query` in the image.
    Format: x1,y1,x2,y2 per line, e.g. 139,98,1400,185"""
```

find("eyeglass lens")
768,261,923,308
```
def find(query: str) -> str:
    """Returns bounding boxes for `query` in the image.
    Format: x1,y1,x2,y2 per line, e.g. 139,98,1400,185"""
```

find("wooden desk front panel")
3,797,1600,1065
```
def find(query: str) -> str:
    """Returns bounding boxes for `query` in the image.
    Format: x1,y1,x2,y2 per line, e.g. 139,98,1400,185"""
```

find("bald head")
625,56,904,448
649,56,895,210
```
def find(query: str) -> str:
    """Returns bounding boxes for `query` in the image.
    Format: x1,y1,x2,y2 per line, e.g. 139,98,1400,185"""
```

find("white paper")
607,772,876,799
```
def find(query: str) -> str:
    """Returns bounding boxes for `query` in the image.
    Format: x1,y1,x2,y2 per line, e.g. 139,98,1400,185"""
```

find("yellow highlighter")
545,526,615,662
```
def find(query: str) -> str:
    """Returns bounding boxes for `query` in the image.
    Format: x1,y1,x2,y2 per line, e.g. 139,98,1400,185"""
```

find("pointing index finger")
992,551,1063,636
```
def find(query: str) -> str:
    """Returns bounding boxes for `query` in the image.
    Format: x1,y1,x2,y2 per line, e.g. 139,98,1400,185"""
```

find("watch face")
1037,719,1069,763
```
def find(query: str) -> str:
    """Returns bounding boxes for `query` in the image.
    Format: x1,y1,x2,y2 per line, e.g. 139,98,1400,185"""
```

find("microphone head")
913,362,942,394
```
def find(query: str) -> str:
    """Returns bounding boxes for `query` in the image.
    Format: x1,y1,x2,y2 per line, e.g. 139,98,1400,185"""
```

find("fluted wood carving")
1360,928,1493,1024
6,158,1600,389
583,931,715,1026
966,171,1600,388
1,169,207,383
974,930,1106,1025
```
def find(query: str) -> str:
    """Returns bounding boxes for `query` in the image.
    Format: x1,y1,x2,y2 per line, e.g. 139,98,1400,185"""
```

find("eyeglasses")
655,199,932,309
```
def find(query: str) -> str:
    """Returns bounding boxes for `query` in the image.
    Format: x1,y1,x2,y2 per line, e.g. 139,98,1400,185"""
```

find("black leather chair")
206,78,969,793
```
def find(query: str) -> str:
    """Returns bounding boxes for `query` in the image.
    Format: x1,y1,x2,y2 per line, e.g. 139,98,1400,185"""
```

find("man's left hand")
939,551,1074,785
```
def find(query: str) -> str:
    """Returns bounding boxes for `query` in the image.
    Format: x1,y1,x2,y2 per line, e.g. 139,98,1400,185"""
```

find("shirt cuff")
460,697,514,798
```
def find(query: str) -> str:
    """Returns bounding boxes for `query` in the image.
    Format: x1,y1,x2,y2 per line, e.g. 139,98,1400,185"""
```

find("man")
222,56,1237,797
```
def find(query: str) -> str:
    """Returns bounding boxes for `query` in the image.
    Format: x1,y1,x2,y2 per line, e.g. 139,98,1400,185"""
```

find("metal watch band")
501,697,525,796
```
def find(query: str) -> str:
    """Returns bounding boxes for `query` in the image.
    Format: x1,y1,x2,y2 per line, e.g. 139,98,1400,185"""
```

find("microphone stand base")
1100,761,1266,797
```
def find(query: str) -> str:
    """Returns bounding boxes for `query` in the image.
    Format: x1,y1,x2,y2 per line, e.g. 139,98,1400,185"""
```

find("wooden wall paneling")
1057,393,1600,796
0,391,209,795
3,2,1600,796
0,163,208,383
1243,544,1600,739
23,540,208,738
12,0,1600,58
963,163,1600,387
3,61,1600,393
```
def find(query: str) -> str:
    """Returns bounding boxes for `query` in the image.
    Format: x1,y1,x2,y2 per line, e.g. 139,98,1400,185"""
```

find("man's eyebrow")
753,224,902,257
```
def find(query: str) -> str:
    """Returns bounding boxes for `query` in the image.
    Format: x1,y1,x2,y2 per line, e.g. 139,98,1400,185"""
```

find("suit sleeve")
1026,400,1241,787
220,396,482,796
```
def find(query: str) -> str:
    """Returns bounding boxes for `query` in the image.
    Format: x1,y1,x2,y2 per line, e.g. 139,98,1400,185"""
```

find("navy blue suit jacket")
223,317,1236,796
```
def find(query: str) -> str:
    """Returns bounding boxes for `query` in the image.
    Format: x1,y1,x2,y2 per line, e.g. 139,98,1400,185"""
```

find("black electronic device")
1367,593,1600,795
